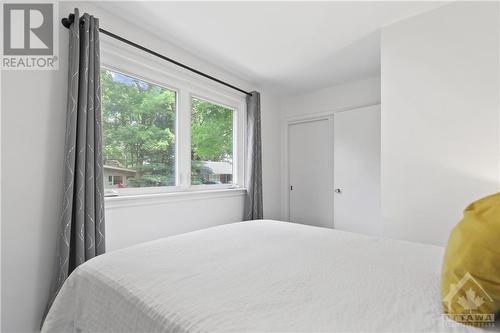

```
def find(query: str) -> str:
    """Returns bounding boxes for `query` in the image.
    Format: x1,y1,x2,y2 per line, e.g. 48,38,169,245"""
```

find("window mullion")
177,89,192,188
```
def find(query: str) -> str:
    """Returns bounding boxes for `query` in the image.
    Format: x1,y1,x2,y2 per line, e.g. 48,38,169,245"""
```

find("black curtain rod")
61,14,253,96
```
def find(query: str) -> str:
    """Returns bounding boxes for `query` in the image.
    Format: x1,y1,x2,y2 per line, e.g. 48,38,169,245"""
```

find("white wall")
105,191,246,250
2,57,68,333
280,77,381,118
261,92,282,220
1,2,281,332
381,1,500,246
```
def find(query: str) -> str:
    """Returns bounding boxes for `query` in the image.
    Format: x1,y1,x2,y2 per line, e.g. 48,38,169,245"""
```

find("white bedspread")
42,220,482,332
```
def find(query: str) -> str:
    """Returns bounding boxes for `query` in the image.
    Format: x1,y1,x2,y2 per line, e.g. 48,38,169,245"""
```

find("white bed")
42,220,482,332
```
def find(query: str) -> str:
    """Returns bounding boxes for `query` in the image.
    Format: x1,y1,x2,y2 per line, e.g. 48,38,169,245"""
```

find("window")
101,68,177,190
191,97,234,185
99,45,245,196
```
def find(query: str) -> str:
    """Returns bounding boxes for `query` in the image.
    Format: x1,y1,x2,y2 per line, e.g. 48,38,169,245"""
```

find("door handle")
334,188,342,194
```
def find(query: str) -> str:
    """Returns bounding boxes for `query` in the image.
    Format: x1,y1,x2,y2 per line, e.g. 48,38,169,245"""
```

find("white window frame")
100,37,246,197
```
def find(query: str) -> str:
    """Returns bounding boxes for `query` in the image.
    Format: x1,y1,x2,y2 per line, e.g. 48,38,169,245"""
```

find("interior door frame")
285,115,334,224
281,103,380,223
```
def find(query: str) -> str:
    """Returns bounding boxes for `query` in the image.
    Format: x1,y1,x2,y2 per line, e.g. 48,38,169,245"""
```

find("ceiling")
96,1,447,95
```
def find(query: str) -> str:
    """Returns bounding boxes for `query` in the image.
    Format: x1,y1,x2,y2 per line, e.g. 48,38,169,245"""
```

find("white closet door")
288,118,333,228
333,105,381,236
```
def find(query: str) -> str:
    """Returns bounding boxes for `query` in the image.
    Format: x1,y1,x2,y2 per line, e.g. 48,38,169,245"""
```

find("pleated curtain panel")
244,92,264,220
43,9,105,321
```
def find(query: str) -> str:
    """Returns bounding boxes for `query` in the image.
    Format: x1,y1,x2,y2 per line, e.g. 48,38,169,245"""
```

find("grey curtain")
43,9,105,320
244,92,263,220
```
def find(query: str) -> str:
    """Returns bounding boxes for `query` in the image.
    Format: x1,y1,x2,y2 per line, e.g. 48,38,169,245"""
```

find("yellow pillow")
441,192,500,327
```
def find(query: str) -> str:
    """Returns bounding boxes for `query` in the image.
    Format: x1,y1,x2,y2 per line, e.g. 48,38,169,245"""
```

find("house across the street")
200,161,233,184
104,161,137,188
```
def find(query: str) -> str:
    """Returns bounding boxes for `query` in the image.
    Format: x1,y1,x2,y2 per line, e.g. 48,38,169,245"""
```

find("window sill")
104,188,247,210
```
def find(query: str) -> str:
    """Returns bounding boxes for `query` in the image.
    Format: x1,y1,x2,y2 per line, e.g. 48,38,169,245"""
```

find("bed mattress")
42,220,482,332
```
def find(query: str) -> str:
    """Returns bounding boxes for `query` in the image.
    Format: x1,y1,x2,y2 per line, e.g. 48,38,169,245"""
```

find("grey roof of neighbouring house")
103,165,137,176
201,161,232,175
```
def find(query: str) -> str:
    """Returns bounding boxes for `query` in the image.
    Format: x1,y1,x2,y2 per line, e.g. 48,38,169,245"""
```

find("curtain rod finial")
61,13,75,28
